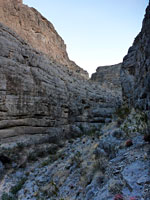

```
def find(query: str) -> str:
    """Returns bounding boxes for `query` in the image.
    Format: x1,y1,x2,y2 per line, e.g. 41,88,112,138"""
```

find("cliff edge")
0,0,88,78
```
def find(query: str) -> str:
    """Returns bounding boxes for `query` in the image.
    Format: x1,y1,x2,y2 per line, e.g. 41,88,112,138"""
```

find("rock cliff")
120,1,150,117
0,1,150,200
0,0,88,78
91,63,122,91
0,19,122,199
0,22,120,146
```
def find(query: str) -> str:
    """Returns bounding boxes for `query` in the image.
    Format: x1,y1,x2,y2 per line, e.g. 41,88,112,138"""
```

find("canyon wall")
120,1,150,117
0,0,88,78
0,22,120,146
91,63,121,91
0,2,150,199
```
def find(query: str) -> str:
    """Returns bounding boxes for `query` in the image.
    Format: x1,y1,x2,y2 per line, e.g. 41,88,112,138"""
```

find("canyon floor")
0,110,150,200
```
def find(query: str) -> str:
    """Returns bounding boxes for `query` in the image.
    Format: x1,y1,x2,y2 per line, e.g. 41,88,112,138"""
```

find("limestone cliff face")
0,3,150,200
0,22,120,145
0,0,88,78
121,1,150,116
91,63,122,91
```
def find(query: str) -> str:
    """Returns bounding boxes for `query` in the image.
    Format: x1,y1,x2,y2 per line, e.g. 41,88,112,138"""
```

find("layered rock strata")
0,0,88,78
0,112,149,200
91,63,122,91
121,1,150,117
0,22,121,147
0,1,150,200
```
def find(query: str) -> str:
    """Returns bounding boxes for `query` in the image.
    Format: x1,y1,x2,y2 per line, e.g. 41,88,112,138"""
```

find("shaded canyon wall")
120,1,150,118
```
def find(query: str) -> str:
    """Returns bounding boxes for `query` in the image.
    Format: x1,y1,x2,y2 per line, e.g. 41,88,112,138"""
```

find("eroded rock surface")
0,0,150,200
0,22,120,149
120,1,150,116
91,63,122,91
0,19,122,200
0,0,88,78
0,120,149,200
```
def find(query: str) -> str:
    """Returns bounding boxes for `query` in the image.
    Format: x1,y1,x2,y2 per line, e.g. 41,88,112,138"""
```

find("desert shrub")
28,152,37,161
1,193,16,200
120,109,148,135
115,105,130,120
71,151,82,168
10,178,27,195
41,158,52,167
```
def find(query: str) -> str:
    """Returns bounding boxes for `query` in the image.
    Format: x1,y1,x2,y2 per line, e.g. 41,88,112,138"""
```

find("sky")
23,0,149,76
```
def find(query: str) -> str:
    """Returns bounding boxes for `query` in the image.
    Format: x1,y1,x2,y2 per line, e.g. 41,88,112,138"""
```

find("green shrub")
28,152,37,161
16,143,24,150
10,178,27,195
115,105,130,120
50,181,59,196
41,158,52,167
71,151,82,167
120,109,148,135
1,193,16,200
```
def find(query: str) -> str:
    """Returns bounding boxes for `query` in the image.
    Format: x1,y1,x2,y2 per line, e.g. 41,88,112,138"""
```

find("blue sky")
23,0,148,75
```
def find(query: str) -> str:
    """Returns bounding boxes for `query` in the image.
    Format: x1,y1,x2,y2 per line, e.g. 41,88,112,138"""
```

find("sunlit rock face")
121,1,150,116
16,0,22,3
0,22,120,145
91,63,122,91
0,0,88,78
0,2,150,200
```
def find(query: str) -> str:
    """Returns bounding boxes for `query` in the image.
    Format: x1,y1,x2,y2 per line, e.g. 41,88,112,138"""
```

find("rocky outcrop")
0,22,120,147
0,0,88,78
91,63,122,91
0,0,122,176
120,1,150,117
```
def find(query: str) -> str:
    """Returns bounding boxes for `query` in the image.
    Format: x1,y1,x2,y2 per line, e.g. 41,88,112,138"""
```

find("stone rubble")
0,120,150,199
